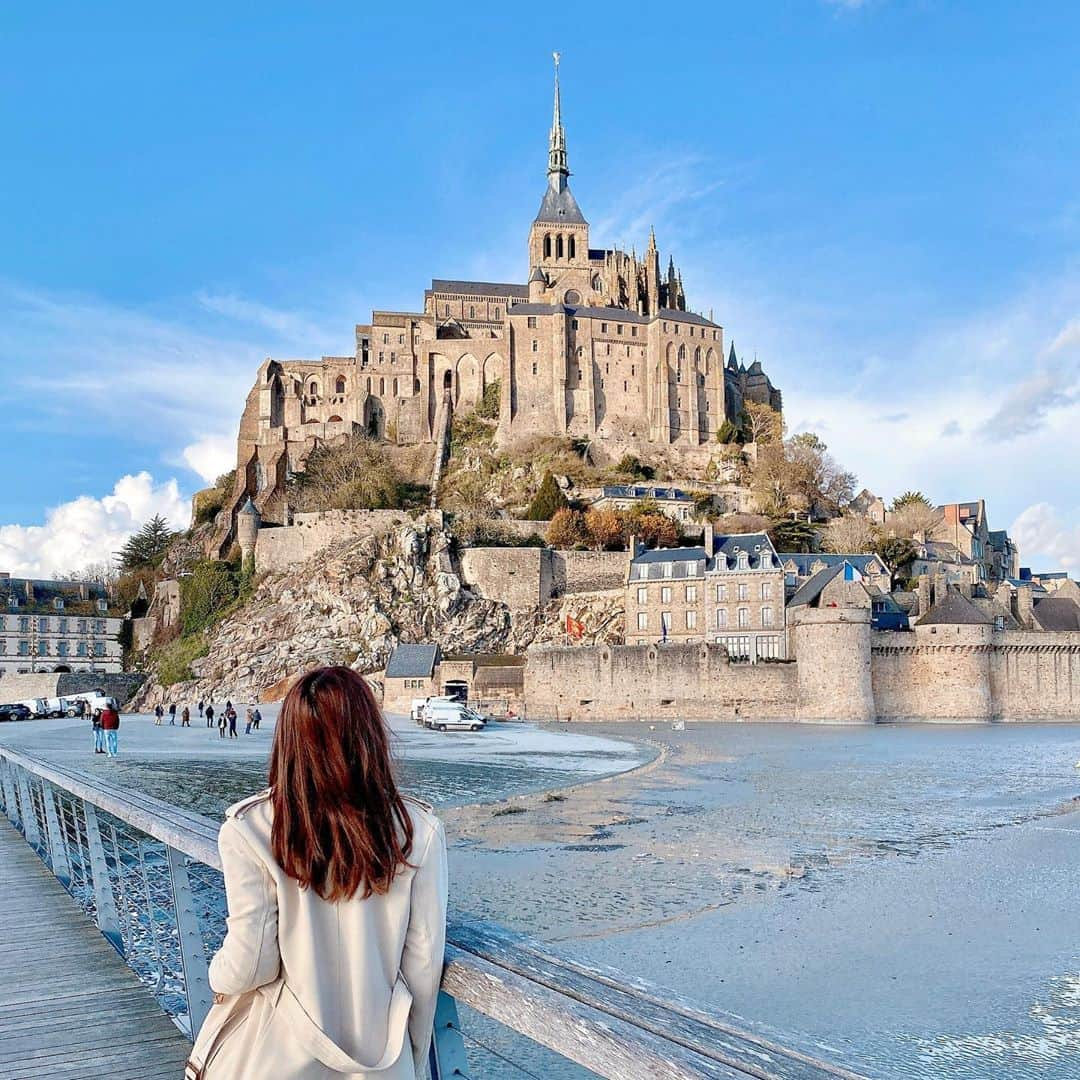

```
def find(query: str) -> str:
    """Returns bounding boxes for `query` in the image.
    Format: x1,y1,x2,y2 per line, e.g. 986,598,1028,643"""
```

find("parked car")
0,703,32,722
422,701,486,732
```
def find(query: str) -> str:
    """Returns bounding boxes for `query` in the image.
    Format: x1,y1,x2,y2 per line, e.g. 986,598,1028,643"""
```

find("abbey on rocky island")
224,56,781,541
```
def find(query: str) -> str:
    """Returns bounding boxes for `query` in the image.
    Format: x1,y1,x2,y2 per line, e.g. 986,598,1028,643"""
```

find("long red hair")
269,666,414,901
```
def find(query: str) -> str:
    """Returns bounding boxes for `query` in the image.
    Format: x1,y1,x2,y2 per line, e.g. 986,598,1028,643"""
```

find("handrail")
0,744,865,1080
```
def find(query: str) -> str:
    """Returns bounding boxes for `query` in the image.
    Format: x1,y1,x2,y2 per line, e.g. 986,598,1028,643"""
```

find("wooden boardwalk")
0,820,191,1079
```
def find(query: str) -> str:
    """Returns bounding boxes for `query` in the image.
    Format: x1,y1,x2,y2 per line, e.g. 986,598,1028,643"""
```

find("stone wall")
525,642,797,721
524,625,1080,723
255,509,444,573
459,548,550,610
552,551,627,596
0,671,146,707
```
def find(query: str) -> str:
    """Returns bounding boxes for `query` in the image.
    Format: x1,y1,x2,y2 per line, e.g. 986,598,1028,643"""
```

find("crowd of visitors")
90,698,264,756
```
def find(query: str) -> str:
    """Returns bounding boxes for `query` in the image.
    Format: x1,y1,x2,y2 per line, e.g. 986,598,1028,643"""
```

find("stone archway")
457,354,481,411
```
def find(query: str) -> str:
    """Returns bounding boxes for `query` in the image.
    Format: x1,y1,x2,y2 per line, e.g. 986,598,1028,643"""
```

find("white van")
422,702,485,732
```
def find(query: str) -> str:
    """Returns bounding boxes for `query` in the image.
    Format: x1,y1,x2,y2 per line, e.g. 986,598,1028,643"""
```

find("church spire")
547,52,569,189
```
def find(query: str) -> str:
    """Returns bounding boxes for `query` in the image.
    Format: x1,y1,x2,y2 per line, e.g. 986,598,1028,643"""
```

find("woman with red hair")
188,666,448,1079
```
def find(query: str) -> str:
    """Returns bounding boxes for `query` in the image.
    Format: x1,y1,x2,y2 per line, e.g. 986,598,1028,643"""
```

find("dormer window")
97,599,108,613
738,554,749,570
53,597,64,610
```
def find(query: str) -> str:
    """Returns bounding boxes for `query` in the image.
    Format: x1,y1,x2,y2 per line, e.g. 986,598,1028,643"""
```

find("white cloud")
1010,503,1080,572
181,435,236,485
0,472,189,578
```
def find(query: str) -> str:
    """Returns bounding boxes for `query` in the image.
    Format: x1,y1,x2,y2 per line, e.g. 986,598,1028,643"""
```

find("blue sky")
2,2,1079,574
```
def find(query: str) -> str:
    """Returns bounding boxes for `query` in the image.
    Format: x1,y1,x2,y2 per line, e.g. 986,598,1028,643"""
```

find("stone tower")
236,497,261,568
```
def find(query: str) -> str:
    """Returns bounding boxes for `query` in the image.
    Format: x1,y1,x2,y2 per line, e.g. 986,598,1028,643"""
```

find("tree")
476,379,501,419
716,419,742,444
583,509,624,550
749,442,801,517
288,434,403,512
614,454,655,480
546,508,586,548
889,500,939,540
118,515,177,572
179,560,241,637
875,536,918,574
821,513,881,554
742,401,782,445
786,433,855,515
891,490,932,511
633,512,679,549
525,472,569,520
769,516,818,554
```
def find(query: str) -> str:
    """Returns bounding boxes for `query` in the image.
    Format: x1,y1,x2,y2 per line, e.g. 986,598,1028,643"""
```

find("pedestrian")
228,705,238,740
100,702,120,757
198,699,205,720
187,666,446,1080
205,702,215,729
218,709,227,739
91,709,105,754
181,705,191,727
169,702,177,726
245,706,255,735
154,704,164,726
252,706,261,731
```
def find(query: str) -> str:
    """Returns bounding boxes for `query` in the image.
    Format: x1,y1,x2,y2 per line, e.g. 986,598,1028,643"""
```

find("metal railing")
0,745,865,1079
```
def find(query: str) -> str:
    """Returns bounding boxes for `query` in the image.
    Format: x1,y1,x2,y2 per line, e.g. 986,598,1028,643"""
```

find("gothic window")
568,235,576,259
678,345,687,362
309,381,318,397
379,378,385,395
544,235,552,259
393,377,399,396
564,289,581,305
366,377,372,393
556,235,564,259
335,376,346,394
494,307,500,320
469,306,475,319
383,334,389,345
592,274,601,291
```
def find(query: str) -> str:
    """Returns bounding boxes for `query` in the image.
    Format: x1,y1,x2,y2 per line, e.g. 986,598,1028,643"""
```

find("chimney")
625,534,638,582
1016,583,1034,630
917,574,931,618
933,572,949,609
704,522,715,555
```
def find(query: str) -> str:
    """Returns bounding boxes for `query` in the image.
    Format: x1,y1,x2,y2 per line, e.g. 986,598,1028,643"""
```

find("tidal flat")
3,714,1079,1078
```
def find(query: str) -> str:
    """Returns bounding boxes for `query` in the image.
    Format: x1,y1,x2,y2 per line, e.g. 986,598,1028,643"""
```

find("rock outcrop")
134,523,623,708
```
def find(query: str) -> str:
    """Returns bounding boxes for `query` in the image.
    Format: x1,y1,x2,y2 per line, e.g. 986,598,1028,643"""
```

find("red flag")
565,615,585,640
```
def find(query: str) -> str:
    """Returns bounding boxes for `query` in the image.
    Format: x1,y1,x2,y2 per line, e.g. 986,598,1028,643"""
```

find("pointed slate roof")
534,182,587,225
788,562,848,608
1032,597,1080,632
916,588,991,626
385,644,441,679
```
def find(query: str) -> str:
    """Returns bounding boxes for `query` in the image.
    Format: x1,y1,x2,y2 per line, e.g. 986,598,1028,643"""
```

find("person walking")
252,706,261,731
154,704,164,726
228,704,238,740
206,702,215,729
187,666,447,1080
91,709,105,754
169,702,177,726
198,699,205,720
218,708,227,739
245,706,255,735
100,703,120,757
181,705,191,727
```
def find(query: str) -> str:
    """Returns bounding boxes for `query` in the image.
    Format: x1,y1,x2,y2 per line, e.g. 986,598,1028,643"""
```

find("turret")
236,497,261,570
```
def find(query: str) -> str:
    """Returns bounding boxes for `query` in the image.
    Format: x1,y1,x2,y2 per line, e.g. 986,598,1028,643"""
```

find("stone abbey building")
223,58,781,539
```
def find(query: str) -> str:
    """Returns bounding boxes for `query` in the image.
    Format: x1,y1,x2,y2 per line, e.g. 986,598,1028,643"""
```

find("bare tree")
821,514,881,554
742,400,783,445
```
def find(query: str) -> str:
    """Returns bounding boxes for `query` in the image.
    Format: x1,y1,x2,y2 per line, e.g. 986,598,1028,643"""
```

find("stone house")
624,527,786,661
908,540,980,586
382,644,442,712
930,501,1018,584
780,552,891,595
382,644,525,712
592,485,697,524
0,574,123,675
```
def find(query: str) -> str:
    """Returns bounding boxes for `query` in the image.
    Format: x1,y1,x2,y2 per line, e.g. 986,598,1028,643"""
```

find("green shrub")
525,471,569,520
155,634,209,687
180,560,241,637
477,379,501,420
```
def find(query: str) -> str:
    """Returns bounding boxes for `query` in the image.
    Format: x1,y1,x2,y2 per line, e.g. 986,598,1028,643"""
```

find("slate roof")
601,486,691,502
0,576,115,616
915,541,974,565
710,533,778,570
428,280,528,299
915,589,992,626
788,563,848,608
385,644,441,679
1032,597,1080,632
780,552,886,577
534,182,588,225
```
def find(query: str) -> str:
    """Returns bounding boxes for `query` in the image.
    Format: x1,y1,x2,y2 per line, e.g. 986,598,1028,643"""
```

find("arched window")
327,415,344,423
543,235,552,259
678,345,687,362
309,381,318,397
414,379,421,393
379,378,385,395
568,235,576,260
366,377,372,393
469,305,475,319
335,376,346,394
556,235,564,259
393,377,399,396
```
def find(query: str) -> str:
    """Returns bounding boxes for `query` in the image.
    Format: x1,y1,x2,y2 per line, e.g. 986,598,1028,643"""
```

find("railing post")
1,758,22,827
83,801,125,956
429,990,470,1079
167,845,214,1036
40,779,72,888
14,767,42,851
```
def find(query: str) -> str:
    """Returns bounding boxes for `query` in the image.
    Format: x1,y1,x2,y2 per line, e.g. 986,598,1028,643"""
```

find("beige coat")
190,790,448,1079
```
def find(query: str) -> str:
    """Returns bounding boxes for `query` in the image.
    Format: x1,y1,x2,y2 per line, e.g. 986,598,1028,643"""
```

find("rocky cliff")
134,522,623,708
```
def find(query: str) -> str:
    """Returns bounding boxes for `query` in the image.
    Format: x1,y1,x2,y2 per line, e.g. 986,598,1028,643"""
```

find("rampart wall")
525,626,1080,723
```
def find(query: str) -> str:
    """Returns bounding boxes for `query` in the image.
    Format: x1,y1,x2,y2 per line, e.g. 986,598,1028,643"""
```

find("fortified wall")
459,548,626,610
526,621,1080,723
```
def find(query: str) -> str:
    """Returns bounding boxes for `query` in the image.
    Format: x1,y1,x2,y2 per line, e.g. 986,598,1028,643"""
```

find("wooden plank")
0,820,190,1076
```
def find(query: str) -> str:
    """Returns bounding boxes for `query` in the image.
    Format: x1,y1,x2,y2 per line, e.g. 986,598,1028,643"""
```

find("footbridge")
0,745,867,1079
